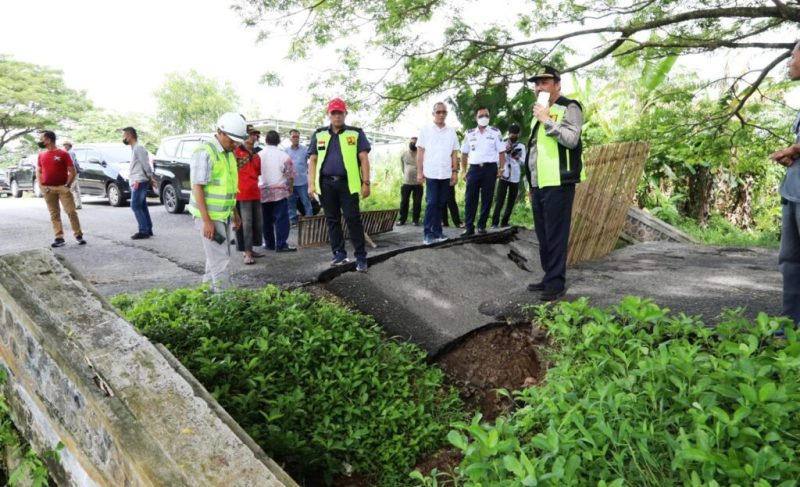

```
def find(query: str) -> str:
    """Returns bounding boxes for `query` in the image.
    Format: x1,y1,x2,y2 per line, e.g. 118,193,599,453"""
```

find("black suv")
153,134,213,213
7,155,42,198
72,143,142,206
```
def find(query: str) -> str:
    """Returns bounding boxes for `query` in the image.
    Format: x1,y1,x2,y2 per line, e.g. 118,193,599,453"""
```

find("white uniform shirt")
461,126,505,164
417,124,460,180
502,141,526,183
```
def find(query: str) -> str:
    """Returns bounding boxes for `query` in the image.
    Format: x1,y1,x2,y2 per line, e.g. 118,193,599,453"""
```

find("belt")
322,175,347,181
470,162,498,168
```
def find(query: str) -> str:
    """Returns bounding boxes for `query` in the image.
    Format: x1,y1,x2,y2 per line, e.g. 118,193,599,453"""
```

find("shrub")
112,287,463,486
421,297,799,486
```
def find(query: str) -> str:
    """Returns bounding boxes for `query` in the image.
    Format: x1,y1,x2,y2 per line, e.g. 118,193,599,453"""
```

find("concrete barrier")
0,249,297,487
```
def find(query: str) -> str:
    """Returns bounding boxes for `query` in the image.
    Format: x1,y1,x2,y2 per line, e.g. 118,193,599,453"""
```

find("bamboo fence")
567,141,650,265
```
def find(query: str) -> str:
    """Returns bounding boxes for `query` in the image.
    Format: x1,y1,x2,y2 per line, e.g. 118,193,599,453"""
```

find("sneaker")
396,221,406,226
460,229,475,237
276,246,297,253
412,221,420,226
540,288,566,302
76,235,87,245
423,236,436,246
356,258,368,272
490,225,499,229
477,228,487,235
435,236,449,243
331,253,349,266
500,224,511,229
527,281,545,292
51,238,66,248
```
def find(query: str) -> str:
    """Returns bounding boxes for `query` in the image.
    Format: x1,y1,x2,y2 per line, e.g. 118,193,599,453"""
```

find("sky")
2,0,797,143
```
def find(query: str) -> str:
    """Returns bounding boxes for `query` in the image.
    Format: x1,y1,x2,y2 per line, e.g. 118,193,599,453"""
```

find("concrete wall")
0,250,297,487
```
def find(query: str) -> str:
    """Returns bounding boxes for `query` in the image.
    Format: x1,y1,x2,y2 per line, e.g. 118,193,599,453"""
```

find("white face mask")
477,116,490,127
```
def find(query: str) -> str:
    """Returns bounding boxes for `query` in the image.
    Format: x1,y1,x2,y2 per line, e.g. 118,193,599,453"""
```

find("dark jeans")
399,184,423,224
321,176,366,259
492,179,520,227
780,199,800,324
442,184,461,226
532,184,576,293
288,184,313,223
261,198,290,250
236,200,263,252
464,163,497,231
131,180,152,234
423,179,449,239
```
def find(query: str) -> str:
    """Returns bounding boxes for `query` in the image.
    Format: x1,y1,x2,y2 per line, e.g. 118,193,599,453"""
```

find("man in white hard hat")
188,112,247,291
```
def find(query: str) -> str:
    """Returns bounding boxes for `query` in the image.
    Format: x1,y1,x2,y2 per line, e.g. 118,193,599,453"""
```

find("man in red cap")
307,98,372,271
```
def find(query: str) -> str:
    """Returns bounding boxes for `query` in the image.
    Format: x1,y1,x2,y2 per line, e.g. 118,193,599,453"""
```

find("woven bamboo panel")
567,141,650,265
297,209,400,248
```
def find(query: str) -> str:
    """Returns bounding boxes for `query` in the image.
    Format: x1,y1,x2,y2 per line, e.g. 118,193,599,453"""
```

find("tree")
0,56,92,152
153,70,239,136
234,0,797,125
70,111,159,153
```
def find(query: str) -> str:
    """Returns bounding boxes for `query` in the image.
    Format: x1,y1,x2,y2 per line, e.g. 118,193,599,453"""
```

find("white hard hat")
216,113,247,142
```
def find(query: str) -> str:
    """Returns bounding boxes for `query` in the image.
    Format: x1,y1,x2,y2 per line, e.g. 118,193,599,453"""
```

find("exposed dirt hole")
433,323,545,422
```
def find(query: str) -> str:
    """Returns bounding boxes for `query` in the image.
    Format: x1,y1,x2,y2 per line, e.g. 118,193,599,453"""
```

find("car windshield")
99,147,133,164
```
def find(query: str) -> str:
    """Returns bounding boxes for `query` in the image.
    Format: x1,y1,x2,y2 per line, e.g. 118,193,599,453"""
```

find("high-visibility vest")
188,142,238,220
530,96,586,188
314,128,362,195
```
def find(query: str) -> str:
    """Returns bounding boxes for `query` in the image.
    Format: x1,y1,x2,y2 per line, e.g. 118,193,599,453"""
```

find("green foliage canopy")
153,70,239,136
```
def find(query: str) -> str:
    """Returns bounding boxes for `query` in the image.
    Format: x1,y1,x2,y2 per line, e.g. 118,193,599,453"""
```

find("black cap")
246,124,261,135
527,65,561,82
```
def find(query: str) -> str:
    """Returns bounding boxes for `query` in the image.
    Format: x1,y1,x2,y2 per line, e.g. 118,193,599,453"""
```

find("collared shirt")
308,125,371,177
68,150,79,171
401,150,420,184
287,144,309,187
418,123,460,180
780,110,800,202
129,143,153,182
190,137,228,185
461,126,505,164
502,140,526,183
259,145,296,203
528,103,584,188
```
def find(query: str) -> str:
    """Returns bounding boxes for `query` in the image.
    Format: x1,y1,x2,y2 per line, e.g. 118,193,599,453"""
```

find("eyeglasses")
434,110,448,114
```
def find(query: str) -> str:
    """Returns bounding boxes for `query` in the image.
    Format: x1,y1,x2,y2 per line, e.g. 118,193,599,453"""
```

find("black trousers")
464,163,497,231
492,179,520,227
320,176,366,259
399,184,423,224
442,185,461,226
531,184,576,293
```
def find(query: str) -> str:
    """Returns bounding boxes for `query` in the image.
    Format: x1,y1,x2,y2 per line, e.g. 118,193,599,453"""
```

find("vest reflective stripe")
315,130,362,195
533,97,586,188
188,142,238,220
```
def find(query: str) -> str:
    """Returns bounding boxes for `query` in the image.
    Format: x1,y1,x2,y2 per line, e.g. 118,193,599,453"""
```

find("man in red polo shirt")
36,130,85,247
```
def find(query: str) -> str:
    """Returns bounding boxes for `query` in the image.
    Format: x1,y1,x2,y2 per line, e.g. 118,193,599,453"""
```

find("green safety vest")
314,128,362,195
529,96,586,188
188,142,238,220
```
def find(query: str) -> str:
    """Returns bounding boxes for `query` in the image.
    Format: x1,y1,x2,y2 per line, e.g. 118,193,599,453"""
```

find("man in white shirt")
260,130,296,252
417,102,460,245
460,107,506,236
492,124,525,228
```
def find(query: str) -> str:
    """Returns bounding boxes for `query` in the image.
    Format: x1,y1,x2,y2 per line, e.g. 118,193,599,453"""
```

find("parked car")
153,134,213,214
72,143,151,207
7,155,42,198
0,168,12,197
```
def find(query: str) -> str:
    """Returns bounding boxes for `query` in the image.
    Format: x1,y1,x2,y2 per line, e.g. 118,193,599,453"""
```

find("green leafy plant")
113,287,463,486
417,298,799,486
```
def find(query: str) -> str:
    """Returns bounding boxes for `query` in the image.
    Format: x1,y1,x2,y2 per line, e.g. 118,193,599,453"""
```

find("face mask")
477,116,490,127
37,142,46,149
409,143,417,151
122,138,129,145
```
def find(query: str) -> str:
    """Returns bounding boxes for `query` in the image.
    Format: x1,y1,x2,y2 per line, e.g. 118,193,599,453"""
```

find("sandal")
243,255,255,265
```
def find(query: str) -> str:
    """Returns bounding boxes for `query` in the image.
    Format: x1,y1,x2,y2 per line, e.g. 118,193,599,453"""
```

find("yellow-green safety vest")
533,97,586,188
188,142,238,221
315,129,362,195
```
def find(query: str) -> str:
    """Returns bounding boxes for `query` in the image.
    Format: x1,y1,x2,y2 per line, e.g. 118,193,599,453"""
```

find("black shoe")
527,281,545,292
76,235,87,245
477,228,487,235
276,246,297,253
460,229,475,237
397,221,406,226
412,221,420,226
147,231,154,237
51,238,66,248
540,288,566,302
131,232,149,240
442,222,450,227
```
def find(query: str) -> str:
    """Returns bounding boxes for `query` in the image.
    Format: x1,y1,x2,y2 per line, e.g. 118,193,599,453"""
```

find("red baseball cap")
327,98,347,113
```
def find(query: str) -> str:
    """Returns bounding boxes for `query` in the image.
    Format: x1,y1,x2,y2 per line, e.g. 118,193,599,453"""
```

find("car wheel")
32,180,42,198
11,180,21,198
107,183,126,207
162,183,185,214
